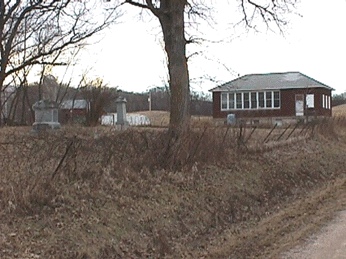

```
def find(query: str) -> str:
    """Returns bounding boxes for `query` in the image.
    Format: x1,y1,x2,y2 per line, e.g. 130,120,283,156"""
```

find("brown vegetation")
0,118,346,258
134,110,213,128
333,104,346,116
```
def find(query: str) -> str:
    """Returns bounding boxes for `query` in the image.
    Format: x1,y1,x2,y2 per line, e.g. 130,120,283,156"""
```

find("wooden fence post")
276,124,291,141
263,123,278,143
286,123,299,140
245,126,257,144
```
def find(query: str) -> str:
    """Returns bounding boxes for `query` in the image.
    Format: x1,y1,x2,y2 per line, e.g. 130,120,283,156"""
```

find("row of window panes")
322,94,331,109
221,91,280,110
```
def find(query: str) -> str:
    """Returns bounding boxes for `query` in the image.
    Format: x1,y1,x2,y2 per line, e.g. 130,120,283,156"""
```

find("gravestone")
227,113,236,125
115,96,129,129
32,100,61,132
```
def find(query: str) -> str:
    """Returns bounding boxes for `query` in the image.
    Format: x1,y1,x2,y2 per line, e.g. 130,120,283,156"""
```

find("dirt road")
195,175,346,258
281,211,346,259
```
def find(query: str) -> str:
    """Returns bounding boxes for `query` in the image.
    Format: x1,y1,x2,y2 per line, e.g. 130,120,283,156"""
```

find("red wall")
212,88,332,119
60,109,87,124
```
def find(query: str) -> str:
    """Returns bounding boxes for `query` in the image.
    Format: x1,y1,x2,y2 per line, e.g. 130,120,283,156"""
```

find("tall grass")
0,127,240,215
1,118,346,258
0,119,337,216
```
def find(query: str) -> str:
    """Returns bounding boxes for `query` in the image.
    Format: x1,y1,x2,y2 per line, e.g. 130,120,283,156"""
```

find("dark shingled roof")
209,72,334,92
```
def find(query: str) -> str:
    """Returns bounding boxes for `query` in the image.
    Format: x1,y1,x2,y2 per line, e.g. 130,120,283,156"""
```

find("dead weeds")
0,119,346,258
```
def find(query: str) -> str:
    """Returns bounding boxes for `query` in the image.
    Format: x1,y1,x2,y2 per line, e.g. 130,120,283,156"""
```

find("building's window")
229,93,235,109
325,94,327,109
220,90,280,110
328,96,331,109
306,94,314,108
274,91,280,108
251,92,257,109
323,94,330,109
259,92,265,108
221,93,227,110
244,92,250,109
236,93,242,109
266,91,272,108
325,95,328,109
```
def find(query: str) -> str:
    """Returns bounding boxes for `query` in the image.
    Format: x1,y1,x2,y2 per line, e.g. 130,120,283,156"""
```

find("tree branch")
124,0,150,9
124,0,160,17
1,0,121,88
240,0,294,33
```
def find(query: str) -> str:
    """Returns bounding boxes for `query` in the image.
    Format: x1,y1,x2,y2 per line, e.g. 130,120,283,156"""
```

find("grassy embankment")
1,113,346,258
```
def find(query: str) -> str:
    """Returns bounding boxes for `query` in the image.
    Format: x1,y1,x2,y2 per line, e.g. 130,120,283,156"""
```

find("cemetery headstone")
115,96,129,130
32,100,61,132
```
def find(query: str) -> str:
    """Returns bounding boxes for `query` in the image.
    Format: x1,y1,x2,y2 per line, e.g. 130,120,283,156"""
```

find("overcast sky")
60,0,346,95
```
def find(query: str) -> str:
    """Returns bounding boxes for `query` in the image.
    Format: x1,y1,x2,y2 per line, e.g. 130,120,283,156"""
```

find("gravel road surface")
281,211,346,259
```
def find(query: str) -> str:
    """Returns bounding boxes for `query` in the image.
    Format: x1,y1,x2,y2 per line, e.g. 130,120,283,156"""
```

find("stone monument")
115,96,129,130
32,100,61,132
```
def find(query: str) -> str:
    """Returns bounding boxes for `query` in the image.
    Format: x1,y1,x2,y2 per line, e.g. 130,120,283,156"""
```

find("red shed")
209,72,334,124
60,99,88,124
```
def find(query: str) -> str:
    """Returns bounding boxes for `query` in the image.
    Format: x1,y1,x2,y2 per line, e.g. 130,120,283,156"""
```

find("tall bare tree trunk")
158,1,190,134
0,76,5,126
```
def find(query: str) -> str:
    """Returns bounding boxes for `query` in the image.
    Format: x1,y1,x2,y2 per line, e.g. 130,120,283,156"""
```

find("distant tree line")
121,87,212,116
2,76,118,126
332,93,346,107
2,80,212,126
0,0,121,127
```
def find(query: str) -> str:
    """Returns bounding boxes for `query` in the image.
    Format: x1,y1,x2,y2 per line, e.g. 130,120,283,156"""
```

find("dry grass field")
1,113,346,258
333,104,346,116
133,110,170,126
137,105,346,126
132,110,213,127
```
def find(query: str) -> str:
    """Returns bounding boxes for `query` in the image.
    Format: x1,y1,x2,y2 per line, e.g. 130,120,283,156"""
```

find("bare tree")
0,0,121,124
81,77,117,126
122,0,297,134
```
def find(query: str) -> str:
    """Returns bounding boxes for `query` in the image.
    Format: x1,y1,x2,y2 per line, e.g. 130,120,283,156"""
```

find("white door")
295,94,304,116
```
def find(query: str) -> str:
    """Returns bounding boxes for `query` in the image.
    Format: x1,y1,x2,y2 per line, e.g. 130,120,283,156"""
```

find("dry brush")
0,118,345,258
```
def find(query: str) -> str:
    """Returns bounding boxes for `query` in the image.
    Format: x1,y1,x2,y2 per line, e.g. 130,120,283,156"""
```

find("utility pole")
148,91,152,111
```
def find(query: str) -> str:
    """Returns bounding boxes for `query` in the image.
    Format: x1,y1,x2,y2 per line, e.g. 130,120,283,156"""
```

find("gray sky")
60,0,346,94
